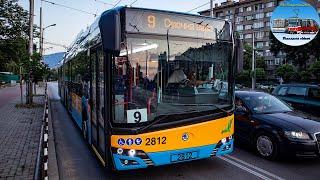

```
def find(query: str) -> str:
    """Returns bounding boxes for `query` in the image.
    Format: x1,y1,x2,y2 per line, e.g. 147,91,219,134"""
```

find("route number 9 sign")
127,109,148,123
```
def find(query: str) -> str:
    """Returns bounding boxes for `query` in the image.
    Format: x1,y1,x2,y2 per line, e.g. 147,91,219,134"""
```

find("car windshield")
241,93,292,114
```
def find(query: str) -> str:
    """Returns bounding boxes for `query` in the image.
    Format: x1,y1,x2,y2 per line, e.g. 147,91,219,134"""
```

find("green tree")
236,70,251,87
299,70,311,82
243,44,267,71
21,53,50,82
308,60,320,82
255,68,266,80
276,64,297,82
0,0,39,72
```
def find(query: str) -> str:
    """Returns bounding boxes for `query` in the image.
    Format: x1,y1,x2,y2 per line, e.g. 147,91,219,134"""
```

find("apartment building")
199,0,319,79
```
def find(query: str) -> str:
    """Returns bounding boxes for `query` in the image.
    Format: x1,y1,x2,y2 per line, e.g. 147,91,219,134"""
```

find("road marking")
219,156,272,180
226,155,285,180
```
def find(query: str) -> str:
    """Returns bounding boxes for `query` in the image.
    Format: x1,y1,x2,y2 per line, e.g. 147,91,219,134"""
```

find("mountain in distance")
43,52,65,69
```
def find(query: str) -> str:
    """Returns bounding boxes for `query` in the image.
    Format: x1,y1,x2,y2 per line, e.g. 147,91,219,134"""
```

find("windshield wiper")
173,103,233,116
136,115,170,134
136,104,233,133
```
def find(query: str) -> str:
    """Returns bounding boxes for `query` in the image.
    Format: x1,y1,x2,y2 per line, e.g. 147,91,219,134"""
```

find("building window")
255,31,264,39
253,21,264,29
267,60,274,66
246,6,252,12
217,12,224,17
239,33,244,39
245,15,252,21
265,31,270,37
256,42,264,48
265,12,272,17
236,25,244,31
255,13,264,19
226,10,232,14
265,21,270,27
266,1,274,8
274,58,281,65
245,24,252,30
254,4,265,11
245,34,252,39
239,7,244,13
265,50,272,56
265,42,270,47
236,16,243,23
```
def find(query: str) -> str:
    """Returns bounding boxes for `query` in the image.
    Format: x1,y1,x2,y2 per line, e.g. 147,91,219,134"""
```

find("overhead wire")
186,1,211,13
43,38,68,49
41,0,97,17
130,0,139,6
93,0,115,6
113,0,123,8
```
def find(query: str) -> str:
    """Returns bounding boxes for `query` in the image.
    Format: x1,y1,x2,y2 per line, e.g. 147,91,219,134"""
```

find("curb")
34,83,60,180
34,85,48,180
43,96,49,180
47,88,59,180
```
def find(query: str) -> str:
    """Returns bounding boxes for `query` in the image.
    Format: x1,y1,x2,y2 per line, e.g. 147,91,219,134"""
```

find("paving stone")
0,87,45,179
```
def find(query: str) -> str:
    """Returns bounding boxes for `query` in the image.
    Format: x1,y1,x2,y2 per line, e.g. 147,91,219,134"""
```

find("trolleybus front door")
90,47,107,165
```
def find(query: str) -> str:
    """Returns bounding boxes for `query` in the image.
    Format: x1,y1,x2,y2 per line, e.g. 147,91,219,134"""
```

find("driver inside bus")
167,66,188,85
187,71,212,87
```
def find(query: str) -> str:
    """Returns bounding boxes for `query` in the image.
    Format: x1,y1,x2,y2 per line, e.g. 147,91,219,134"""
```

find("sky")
271,0,320,24
19,0,229,55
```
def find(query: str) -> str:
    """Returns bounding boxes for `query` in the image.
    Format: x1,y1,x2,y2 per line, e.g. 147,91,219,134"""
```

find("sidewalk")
0,86,45,179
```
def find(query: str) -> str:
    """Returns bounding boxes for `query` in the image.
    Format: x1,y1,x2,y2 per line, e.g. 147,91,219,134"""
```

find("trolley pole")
27,0,34,104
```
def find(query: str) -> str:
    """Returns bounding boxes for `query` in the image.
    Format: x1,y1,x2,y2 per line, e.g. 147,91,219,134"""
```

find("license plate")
170,151,198,162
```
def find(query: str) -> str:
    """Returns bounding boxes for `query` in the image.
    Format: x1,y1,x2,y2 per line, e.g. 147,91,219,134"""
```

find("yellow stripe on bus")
92,145,106,166
111,115,234,153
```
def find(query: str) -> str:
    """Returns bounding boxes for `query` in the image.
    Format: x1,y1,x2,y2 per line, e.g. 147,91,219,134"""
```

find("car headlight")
284,131,310,140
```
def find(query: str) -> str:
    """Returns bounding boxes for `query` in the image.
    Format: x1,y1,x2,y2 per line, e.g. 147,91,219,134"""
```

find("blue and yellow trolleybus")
58,7,237,171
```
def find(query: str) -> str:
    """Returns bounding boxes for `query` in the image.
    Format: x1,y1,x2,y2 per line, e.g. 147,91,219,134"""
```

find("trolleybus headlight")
221,138,227,144
117,148,124,155
128,149,136,157
124,159,129,165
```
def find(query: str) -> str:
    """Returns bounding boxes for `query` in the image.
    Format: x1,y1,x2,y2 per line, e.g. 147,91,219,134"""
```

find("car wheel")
255,133,278,160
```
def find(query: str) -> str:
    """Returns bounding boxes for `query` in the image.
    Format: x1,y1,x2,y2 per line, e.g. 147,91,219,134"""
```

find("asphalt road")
48,82,320,180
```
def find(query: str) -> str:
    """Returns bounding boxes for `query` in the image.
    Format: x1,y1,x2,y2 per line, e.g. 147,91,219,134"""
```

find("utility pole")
210,0,214,18
252,33,256,90
27,0,34,104
40,6,43,58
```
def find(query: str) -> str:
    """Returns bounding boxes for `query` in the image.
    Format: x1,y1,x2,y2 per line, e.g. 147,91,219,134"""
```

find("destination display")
125,8,226,40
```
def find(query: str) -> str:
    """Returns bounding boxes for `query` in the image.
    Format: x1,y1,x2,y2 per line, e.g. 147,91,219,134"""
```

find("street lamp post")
252,32,256,90
40,23,56,58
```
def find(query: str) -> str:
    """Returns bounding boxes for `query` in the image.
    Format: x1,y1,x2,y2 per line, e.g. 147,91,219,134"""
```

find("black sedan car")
235,91,320,159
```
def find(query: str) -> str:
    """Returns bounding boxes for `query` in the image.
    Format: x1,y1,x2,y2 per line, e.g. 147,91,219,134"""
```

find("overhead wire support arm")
41,0,97,17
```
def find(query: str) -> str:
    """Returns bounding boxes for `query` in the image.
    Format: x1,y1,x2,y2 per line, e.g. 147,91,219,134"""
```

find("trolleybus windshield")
112,9,233,124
